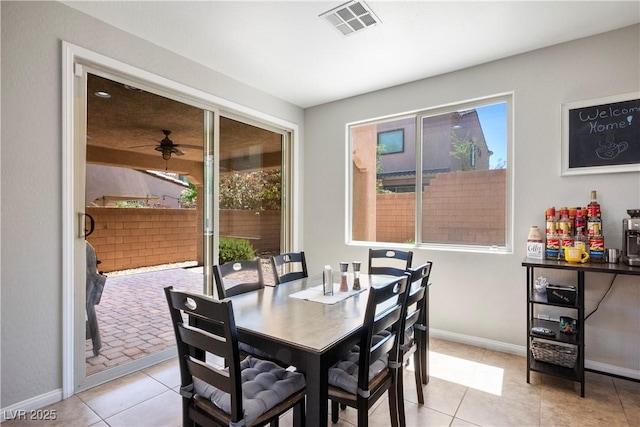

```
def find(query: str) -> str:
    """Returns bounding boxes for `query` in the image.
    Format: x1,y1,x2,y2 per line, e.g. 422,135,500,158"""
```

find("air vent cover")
320,1,381,36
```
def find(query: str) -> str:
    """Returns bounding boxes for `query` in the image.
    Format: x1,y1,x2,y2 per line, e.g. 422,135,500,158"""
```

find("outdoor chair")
86,241,107,356
368,249,413,277
327,274,409,427
398,262,432,409
214,259,265,299
164,286,306,427
270,252,308,285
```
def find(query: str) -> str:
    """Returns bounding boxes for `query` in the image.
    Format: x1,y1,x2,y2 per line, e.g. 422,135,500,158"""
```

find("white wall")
0,1,304,408
304,25,640,376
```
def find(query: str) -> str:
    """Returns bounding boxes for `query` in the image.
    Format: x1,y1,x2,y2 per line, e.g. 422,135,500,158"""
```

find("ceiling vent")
320,1,381,36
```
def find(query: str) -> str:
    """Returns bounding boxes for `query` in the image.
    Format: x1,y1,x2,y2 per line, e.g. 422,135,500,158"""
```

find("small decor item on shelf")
531,339,577,368
546,284,577,305
534,276,549,294
559,316,577,334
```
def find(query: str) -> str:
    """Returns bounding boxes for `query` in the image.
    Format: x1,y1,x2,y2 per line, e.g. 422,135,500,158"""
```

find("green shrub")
219,237,256,264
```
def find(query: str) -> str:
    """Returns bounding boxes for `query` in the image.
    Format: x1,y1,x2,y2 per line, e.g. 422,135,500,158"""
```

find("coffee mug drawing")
565,246,590,263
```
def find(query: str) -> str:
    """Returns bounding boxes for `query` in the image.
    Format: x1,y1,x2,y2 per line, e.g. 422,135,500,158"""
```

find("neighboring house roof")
86,164,188,208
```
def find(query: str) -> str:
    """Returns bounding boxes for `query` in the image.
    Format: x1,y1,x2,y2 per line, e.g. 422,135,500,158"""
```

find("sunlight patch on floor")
429,351,504,395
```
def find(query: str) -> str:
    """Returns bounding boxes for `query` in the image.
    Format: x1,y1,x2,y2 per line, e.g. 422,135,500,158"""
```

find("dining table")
226,272,400,427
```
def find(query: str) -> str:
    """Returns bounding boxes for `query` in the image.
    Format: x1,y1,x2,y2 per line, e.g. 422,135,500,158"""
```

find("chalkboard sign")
562,92,640,175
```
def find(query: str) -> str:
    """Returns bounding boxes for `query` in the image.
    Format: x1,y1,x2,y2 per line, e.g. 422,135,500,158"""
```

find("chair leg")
331,400,339,424
413,352,424,405
293,398,305,427
390,370,403,427
357,400,369,427
418,332,429,385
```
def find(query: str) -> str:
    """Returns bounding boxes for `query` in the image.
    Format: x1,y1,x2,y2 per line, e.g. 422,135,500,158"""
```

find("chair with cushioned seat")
214,258,264,299
368,249,413,277
214,259,288,365
164,286,306,427
398,262,432,410
327,274,409,427
270,252,308,285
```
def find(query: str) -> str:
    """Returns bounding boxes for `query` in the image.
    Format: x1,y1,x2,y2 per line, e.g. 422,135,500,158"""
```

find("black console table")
522,258,640,397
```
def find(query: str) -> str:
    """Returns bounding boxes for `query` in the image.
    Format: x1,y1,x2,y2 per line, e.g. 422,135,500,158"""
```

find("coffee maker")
622,209,640,266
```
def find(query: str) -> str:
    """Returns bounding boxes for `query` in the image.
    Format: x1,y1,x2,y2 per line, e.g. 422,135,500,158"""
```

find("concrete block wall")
86,207,198,272
219,210,281,255
376,193,415,243
376,169,506,245
86,208,282,272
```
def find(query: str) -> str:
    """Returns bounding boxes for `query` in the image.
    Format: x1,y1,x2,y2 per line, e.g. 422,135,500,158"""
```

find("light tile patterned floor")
6,339,639,426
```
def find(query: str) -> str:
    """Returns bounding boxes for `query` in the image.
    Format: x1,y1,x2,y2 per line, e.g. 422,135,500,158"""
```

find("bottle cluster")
544,190,605,263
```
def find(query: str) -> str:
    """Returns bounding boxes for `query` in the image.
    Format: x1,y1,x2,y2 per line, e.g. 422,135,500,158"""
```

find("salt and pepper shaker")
339,262,349,292
352,261,361,290
323,265,334,296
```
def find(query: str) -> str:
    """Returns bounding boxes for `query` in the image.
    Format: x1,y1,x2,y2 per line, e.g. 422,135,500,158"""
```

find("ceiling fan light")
155,145,173,160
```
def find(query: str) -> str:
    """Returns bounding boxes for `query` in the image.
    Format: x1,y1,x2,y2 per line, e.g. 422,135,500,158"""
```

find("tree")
179,183,198,208
450,134,477,171
219,169,281,211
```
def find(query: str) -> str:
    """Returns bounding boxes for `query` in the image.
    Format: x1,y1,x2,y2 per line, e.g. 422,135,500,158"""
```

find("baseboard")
431,328,640,381
430,328,527,357
586,360,640,381
1,349,177,423
1,389,62,423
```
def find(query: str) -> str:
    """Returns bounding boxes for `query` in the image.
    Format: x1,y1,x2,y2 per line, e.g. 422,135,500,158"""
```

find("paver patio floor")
85,260,274,375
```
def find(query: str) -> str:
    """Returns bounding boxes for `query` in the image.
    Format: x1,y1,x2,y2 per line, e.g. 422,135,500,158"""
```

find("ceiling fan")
130,129,202,170
153,129,187,161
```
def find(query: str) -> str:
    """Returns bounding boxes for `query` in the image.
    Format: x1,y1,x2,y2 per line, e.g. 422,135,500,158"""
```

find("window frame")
347,93,513,254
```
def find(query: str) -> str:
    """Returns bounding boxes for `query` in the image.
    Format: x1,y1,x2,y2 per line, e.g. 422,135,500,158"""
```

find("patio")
85,259,275,375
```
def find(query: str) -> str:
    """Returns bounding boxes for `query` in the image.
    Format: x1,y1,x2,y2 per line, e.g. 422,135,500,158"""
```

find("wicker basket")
531,339,577,368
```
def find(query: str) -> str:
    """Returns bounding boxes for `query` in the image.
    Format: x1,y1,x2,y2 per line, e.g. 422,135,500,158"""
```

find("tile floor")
7,338,639,426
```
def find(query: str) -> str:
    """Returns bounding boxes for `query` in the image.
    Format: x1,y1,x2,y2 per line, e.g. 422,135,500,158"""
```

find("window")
377,129,404,154
349,94,511,250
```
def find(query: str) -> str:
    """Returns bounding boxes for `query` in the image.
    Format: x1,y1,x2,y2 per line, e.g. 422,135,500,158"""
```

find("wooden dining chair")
270,252,308,284
164,286,307,427
214,258,294,367
398,262,432,409
327,274,410,427
214,258,264,299
368,249,413,277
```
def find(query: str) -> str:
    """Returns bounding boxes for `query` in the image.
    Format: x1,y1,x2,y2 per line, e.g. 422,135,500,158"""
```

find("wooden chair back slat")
368,249,413,277
214,259,265,298
270,251,308,284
